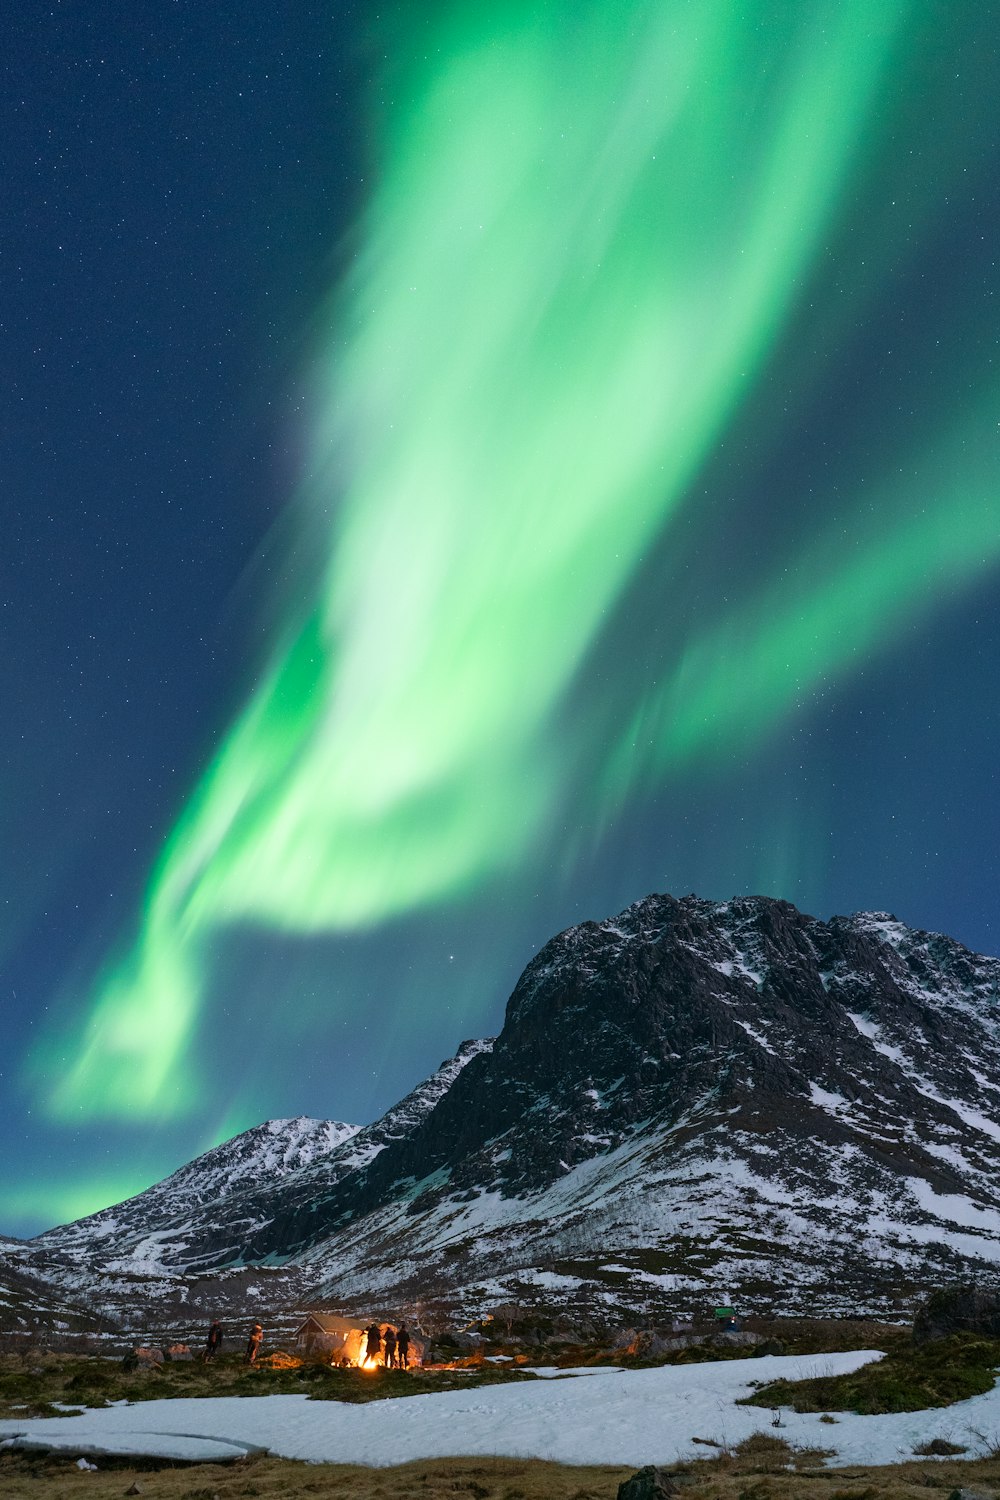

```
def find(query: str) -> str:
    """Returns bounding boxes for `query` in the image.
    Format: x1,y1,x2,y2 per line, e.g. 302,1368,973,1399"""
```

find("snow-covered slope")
8,894,1000,1328
30,1041,492,1280
0,1244,108,1335
289,894,1000,1317
34,1116,361,1267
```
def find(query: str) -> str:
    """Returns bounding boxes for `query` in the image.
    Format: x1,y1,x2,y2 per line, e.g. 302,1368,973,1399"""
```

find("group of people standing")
364,1319,411,1369
202,1317,412,1369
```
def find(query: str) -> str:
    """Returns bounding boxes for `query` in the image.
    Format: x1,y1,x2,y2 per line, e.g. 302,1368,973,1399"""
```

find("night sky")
3,0,998,1238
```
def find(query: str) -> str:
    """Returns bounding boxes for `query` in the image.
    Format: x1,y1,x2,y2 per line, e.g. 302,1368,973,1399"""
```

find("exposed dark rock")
7,894,1000,1331
121,1347,163,1372
617,1466,681,1500
913,1287,1000,1344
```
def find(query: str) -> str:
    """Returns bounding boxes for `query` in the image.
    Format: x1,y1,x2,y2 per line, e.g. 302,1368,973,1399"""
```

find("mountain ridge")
6,893,1000,1334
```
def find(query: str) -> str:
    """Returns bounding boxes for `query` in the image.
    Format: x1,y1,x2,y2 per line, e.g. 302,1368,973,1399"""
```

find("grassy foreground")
744,1332,1000,1415
0,1319,907,1419
5,1328,1000,1497
4,1441,1000,1500
0,1352,535,1418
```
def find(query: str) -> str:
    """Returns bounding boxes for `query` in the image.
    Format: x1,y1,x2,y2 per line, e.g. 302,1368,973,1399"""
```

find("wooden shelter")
295,1313,361,1361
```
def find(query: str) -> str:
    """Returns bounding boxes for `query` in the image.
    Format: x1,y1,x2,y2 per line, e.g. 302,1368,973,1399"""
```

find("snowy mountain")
0,1117,364,1335
1,1042,494,1339
35,1116,362,1268
7,894,1000,1331
0,1251,105,1337
283,894,1000,1318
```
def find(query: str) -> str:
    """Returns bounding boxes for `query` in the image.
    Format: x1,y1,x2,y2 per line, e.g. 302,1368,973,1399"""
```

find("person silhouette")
244,1321,263,1365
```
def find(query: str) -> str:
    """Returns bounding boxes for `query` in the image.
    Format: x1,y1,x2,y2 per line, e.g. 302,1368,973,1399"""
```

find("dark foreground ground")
0,1319,903,1422
0,1316,911,1418
4,1318,1000,1498
3,1445,1000,1500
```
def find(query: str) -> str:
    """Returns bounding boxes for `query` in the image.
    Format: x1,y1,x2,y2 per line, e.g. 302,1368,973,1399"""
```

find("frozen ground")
4,1352,1000,1469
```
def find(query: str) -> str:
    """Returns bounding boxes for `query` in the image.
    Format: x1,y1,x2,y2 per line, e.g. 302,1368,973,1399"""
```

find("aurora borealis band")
3,1,999,1233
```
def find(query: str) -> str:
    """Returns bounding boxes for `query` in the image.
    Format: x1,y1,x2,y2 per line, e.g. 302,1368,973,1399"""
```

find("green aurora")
29,0,1000,1156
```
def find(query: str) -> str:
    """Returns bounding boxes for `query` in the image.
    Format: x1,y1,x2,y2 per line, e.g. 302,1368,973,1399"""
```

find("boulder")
651,1333,715,1355
617,1465,681,1500
647,1334,688,1356
913,1287,1000,1344
553,1313,604,1342
121,1347,164,1373
614,1329,711,1358
451,1331,482,1351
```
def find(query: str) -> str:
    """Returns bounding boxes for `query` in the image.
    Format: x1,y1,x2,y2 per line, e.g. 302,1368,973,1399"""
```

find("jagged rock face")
0,1252,104,1336
355,893,999,1202
292,894,1000,1314
9,894,1000,1327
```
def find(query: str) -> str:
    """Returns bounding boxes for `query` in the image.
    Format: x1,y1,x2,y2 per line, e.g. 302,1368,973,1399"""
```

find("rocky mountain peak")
7,893,1000,1330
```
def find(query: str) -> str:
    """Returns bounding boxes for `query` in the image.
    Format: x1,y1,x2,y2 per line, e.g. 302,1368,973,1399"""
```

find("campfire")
294,1313,425,1369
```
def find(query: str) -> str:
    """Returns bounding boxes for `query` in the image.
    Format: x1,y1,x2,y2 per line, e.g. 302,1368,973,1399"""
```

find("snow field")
5,1349,1000,1469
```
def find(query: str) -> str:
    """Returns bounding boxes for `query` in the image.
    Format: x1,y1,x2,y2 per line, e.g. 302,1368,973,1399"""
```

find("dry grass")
0,1351,535,1419
690,1453,1000,1500
4,1328,999,1500
3,1447,1000,1500
0,1452,630,1500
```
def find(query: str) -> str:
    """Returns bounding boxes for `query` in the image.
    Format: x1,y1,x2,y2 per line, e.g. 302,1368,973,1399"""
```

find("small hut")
295,1313,360,1361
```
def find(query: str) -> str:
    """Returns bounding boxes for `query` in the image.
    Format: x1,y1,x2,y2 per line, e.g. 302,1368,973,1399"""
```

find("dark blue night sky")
2,0,999,1236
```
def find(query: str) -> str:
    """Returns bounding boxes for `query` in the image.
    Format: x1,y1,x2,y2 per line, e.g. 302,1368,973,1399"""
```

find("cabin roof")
295,1313,359,1335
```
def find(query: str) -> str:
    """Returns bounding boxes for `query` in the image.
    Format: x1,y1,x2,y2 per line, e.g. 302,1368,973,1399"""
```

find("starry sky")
2,0,999,1238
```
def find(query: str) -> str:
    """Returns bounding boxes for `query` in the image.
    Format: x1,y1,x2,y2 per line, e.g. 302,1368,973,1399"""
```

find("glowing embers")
258,1351,304,1370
